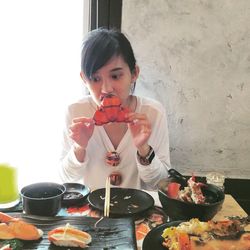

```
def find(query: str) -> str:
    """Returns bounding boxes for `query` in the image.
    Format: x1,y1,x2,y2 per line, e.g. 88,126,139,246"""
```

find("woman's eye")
111,73,121,80
91,76,101,82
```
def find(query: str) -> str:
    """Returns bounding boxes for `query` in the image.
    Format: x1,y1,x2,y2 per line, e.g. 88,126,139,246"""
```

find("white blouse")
59,95,171,191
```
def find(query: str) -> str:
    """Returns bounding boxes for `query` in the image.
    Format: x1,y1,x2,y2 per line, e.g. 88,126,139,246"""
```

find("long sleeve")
58,98,92,183
136,98,171,190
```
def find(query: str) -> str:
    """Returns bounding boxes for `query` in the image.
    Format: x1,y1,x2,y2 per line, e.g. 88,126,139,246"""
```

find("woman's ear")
132,65,140,83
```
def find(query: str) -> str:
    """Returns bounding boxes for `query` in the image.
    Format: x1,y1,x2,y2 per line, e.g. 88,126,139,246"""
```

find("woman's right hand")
69,117,95,149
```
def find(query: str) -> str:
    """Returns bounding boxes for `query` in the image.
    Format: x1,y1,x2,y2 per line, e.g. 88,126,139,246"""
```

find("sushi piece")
0,212,43,240
48,223,92,248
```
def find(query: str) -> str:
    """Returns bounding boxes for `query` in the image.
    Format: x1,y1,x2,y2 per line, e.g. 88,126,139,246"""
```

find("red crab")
93,94,130,125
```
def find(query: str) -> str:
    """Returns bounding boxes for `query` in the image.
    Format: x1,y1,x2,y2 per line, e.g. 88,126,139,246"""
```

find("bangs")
81,31,120,79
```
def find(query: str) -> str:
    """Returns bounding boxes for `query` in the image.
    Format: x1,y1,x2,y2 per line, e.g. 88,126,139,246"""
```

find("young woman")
59,28,171,191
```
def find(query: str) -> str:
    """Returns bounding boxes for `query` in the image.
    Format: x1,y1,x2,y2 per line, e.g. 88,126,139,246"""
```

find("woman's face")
81,55,139,106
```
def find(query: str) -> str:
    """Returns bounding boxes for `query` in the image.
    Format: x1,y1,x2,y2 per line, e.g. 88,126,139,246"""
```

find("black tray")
0,213,137,250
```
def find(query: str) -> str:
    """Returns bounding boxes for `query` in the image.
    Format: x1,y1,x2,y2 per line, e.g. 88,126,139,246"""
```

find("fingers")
126,112,146,122
73,117,94,124
126,112,151,128
69,117,94,136
69,132,79,141
70,117,94,131
129,123,151,135
127,112,152,140
70,121,83,131
69,117,95,148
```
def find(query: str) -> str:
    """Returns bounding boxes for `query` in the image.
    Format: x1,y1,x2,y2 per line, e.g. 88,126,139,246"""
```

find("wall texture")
122,0,250,178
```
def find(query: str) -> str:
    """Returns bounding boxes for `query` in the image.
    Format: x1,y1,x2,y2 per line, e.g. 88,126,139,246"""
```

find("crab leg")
0,212,43,240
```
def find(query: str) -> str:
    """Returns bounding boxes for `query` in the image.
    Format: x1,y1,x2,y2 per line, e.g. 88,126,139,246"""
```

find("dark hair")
81,28,137,80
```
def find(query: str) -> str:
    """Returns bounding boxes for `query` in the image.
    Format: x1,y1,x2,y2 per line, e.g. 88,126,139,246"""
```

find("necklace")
103,121,127,168
106,151,121,166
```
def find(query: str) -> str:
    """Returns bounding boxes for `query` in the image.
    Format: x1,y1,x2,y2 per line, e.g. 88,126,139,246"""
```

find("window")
0,0,87,188
90,0,122,30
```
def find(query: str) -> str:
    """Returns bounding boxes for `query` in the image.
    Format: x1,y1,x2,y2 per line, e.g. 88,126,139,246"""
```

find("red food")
0,212,43,240
93,94,130,125
101,93,121,107
93,110,109,125
116,107,130,122
178,232,191,250
167,182,181,199
187,176,206,204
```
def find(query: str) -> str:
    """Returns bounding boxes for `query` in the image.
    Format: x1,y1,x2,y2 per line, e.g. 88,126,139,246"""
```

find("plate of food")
88,188,154,218
62,183,90,206
142,217,250,250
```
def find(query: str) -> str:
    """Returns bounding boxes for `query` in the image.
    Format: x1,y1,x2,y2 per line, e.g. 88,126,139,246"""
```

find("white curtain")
0,0,85,188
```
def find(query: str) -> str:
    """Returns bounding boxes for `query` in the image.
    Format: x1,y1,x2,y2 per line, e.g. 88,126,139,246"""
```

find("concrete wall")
122,0,250,179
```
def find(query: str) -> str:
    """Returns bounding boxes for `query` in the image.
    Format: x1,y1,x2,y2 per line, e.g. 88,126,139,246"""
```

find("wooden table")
214,194,248,220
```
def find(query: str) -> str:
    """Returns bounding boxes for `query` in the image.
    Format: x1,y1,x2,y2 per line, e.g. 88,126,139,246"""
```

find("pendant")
109,172,122,186
106,151,121,166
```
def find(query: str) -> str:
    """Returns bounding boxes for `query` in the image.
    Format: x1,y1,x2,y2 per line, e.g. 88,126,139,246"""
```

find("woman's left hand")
126,112,151,149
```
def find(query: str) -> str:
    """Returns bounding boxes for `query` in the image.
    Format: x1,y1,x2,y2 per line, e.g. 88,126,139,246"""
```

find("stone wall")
122,0,250,178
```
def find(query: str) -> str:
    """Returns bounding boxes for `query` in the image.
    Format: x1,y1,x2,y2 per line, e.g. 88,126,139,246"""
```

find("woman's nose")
101,79,113,93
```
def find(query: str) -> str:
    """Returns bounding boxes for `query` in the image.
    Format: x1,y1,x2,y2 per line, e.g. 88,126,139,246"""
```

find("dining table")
0,191,249,250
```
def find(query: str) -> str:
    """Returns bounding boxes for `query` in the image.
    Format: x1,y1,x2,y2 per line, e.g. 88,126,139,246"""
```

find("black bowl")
62,183,90,206
157,178,225,221
20,182,66,216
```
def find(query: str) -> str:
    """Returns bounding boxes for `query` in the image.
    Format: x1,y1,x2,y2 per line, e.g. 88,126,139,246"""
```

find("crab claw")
104,106,120,122
100,93,121,107
116,107,130,122
0,212,43,240
100,94,121,122
93,94,131,125
93,109,109,125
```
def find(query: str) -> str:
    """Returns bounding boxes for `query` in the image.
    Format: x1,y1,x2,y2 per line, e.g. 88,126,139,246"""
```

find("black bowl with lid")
21,182,66,216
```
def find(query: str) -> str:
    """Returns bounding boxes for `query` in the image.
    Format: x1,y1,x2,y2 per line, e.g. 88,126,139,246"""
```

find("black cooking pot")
157,175,225,221
21,182,66,216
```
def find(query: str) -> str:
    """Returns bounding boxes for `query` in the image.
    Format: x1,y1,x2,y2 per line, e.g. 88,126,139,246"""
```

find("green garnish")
0,239,24,250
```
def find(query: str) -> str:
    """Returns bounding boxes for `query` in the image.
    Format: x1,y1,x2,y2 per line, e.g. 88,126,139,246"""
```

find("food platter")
0,214,137,250
88,188,154,218
143,218,250,250
142,221,181,250
62,183,90,206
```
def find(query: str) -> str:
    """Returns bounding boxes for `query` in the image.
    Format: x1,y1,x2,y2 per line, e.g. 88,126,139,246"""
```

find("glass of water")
206,172,225,192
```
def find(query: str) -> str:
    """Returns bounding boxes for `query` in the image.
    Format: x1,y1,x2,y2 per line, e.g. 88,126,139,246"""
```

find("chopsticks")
104,176,111,217
94,177,111,228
